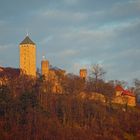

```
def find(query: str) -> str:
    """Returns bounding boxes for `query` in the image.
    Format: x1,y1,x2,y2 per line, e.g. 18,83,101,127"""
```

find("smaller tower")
79,69,87,80
41,57,49,80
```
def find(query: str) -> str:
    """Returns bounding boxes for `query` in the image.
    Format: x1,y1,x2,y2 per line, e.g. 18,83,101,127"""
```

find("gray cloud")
0,0,140,84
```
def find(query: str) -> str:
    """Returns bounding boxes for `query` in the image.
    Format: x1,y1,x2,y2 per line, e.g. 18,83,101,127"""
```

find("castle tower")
19,35,36,77
79,69,87,80
41,58,49,79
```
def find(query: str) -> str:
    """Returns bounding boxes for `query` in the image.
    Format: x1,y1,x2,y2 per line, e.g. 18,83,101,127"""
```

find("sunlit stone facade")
79,69,87,80
19,36,36,77
41,59,49,79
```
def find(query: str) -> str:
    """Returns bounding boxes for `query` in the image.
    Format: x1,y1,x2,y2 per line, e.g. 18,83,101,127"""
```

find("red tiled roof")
122,90,135,97
115,85,135,97
115,85,124,91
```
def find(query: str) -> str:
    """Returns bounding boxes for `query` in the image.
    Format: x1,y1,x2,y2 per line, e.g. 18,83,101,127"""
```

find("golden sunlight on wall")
19,36,36,77
41,59,49,79
79,69,87,80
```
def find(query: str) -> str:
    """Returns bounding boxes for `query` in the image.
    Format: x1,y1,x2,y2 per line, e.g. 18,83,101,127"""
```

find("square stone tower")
19,35,36,77
79,69,87,80
41,58,49,79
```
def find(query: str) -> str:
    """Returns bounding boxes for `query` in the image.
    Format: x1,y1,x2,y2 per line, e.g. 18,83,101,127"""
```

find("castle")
19,35,87,80
19,35,87,94
0,35,137,107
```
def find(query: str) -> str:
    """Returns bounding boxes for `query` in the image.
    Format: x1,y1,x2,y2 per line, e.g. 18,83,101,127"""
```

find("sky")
0,0,140,84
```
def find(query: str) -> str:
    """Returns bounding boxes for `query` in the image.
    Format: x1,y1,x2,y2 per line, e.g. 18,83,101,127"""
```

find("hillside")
0,73,140,140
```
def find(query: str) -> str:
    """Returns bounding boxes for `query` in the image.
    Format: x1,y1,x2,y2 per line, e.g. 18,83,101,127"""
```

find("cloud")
0,0,140,83
63,0,79,5
0,44,13,50
0,44,18,67
60,49,78,57
40,36,53,45
40,9,88,24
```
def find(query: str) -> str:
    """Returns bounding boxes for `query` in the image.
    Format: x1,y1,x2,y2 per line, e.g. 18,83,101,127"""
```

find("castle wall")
20,44,36,77
79,69,87,80
41,60,49,79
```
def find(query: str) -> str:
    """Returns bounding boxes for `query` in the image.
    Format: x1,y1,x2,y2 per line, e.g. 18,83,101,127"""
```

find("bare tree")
90,64,106,82
89,64,106,92
134,79,140,94
134,79,140,103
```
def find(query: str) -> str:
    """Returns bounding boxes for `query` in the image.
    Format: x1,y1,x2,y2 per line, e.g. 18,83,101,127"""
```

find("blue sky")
0,0,140,83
